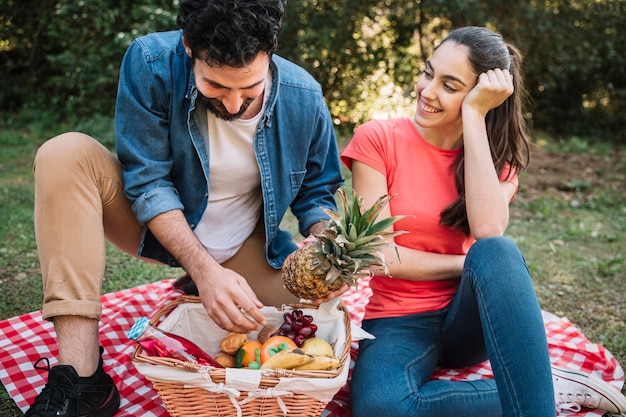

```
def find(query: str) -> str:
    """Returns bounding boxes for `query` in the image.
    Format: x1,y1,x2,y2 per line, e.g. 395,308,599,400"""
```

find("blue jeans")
350,237,555,417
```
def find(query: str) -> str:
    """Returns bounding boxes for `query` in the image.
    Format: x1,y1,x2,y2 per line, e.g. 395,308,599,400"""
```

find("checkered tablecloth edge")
1,279,622,417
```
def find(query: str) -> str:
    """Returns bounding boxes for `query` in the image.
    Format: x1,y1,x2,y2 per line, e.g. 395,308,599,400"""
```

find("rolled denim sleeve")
115,40,184,224
293,104,343,236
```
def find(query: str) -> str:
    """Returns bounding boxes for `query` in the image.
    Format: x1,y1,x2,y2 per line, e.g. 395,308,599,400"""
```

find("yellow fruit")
294,355,341,371
282,187,406,300
300,337,334,357
259,348,314,370
260,336,297,363
282,243,341,300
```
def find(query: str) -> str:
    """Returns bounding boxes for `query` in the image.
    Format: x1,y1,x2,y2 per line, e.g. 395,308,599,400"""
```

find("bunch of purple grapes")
272,309,318,347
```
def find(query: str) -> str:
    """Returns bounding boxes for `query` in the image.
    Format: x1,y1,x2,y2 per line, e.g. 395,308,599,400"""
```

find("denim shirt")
115,30,344,268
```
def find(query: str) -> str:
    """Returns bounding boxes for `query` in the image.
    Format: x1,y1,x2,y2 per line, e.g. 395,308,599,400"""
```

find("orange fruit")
236,341,263,368
260,335,297,364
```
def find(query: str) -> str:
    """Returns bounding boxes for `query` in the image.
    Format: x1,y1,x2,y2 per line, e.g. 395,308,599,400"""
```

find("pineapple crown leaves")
321,188,407,243
317,187,407,285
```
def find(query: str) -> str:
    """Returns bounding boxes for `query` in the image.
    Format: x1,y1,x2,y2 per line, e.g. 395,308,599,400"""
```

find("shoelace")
556,402,582,413
28,357,77,413
555,390,598,413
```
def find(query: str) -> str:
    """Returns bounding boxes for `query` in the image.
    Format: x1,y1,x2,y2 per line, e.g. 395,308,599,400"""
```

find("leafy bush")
2,0,625,142
0,0,178,118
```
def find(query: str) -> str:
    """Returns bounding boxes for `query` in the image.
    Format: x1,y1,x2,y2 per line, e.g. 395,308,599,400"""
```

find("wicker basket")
131,295,351,417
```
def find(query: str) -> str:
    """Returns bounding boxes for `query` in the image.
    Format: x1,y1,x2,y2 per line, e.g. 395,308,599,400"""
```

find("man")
26,0,343,415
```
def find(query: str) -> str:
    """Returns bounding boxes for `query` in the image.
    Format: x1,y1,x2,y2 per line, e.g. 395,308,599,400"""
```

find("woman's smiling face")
413,41,478,132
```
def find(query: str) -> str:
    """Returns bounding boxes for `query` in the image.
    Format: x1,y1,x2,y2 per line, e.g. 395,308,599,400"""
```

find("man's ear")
182,37,192,58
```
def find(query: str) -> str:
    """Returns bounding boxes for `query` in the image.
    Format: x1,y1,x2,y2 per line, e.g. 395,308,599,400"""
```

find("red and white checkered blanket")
0,278,623,417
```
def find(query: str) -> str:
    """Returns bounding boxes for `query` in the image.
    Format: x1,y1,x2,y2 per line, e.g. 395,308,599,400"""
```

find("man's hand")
146,210,267,333
195,265,267,333
313,282,350,304
307,220,327,237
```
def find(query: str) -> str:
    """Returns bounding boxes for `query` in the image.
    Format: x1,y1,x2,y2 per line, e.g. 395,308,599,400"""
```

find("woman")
341,26,626,417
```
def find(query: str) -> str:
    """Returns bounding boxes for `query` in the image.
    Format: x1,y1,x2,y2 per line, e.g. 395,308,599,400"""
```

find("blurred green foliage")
1,0,625,142
0,0,177,116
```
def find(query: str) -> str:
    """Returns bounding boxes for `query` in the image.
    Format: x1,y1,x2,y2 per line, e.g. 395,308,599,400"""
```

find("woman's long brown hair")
438,27,531,236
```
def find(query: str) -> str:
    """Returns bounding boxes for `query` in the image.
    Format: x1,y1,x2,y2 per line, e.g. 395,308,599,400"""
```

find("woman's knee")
467,236,523,265
470,236,517,252
465,236,529,285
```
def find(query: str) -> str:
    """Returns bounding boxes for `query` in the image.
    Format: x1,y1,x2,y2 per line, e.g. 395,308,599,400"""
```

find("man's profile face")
185,43,270,121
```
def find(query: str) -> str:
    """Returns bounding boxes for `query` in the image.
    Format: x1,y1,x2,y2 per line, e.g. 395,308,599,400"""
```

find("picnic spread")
0,278,623,417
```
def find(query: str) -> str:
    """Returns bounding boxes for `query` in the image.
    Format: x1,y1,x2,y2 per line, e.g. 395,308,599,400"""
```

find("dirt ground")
515,144,625,206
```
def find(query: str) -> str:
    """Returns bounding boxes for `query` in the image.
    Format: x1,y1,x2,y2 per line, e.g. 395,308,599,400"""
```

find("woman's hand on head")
462,68,514,117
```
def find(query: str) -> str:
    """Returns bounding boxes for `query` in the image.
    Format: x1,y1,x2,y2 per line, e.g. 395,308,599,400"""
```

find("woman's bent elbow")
472,223,506,240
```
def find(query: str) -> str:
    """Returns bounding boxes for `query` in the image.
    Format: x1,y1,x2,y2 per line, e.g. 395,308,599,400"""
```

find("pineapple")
282,187,406,300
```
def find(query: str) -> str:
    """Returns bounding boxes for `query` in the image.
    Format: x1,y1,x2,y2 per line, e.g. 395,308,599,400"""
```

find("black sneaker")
173,273,199,296
25,347,120,417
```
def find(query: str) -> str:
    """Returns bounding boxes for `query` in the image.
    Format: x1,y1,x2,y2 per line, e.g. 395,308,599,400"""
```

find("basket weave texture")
131,296,351,417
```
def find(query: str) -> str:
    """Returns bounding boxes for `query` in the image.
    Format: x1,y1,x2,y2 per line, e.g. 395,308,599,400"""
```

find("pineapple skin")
281,243,342,300
281,188,406,300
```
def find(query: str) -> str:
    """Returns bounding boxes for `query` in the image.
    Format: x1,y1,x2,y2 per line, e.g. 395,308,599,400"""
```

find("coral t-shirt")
341,118,518,319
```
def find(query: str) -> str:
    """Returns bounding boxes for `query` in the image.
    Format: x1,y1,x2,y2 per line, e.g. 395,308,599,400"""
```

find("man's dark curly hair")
177,0,285,67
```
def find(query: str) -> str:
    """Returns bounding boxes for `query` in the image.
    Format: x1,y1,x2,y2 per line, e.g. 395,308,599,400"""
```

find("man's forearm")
146,209,220,279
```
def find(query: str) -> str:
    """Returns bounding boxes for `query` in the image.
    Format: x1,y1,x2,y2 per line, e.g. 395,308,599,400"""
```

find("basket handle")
147,295,200,325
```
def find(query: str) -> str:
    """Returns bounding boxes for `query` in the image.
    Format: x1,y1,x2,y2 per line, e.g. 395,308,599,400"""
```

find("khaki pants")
34,132,296,321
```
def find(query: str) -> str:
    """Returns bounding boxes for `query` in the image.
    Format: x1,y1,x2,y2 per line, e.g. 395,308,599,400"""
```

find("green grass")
508,192,626,368
0,114,624,416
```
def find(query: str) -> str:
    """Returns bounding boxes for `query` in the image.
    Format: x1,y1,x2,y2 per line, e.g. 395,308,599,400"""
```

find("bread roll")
219,332,248,355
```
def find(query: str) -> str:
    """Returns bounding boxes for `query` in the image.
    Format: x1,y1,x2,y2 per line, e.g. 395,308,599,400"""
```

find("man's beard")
197,92,254,121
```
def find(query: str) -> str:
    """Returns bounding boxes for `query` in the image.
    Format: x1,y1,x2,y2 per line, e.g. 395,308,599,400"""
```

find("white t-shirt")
193,75,272,263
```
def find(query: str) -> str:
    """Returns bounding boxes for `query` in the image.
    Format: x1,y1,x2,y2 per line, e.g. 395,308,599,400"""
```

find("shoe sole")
173,274,199,296
552,367,626,414
92,386,120,417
